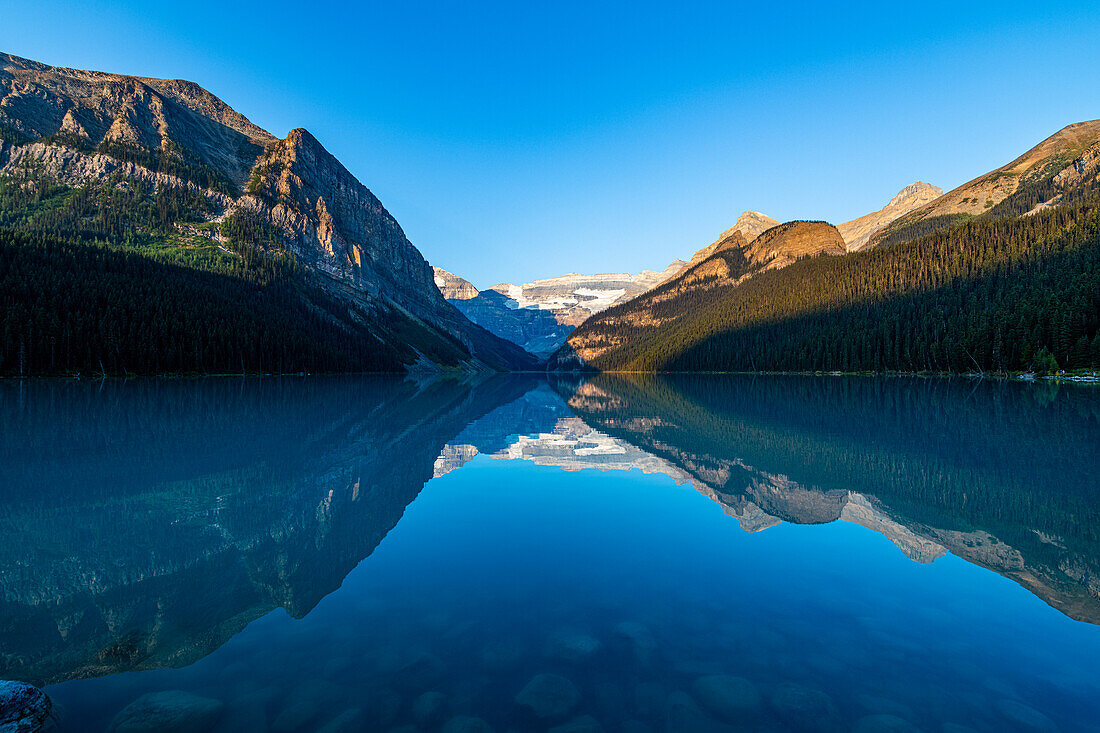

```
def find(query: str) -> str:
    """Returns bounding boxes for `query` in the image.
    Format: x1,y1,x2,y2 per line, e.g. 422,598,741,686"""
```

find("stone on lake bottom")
690,675,762,722
393,653,447,693
546,630,602,663
664,691,736,733
107,690,224,733
0,681,52,733
316,708,366,733
769,682,840,732
515,673,580,721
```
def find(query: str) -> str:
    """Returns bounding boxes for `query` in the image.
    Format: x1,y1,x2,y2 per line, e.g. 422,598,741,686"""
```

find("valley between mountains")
2,51,1099,376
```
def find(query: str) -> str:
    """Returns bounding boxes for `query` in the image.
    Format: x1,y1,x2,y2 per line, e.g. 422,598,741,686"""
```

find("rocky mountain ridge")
680,210,779,271
868,120,1100,247
838,181,942,251
489,263,687,327
0,51,535,372
430,262,688,357
432,267,571,357
555,220,846,367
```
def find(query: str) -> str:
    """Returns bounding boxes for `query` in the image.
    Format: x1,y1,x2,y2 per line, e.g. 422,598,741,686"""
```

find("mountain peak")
734,210,779,238
839,181,942,252
677,210,778,274
433,267,480,300
888,181,942,208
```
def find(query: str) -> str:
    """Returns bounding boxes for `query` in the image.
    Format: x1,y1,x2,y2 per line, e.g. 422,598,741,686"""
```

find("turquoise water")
1,375,1098,732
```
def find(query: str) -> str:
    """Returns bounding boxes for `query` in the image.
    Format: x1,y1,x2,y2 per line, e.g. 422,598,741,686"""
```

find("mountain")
680,210,779,270
838,181,942,251
432,266,570,357
552,220,846,368
430,262,686,357
489,263,687,326
868,120,1100,249
433,266,480,299
553,121,1100,374
0,51,537,374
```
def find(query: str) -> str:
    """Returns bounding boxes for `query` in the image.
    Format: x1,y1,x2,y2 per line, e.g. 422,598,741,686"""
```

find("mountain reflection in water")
0,375,1097,732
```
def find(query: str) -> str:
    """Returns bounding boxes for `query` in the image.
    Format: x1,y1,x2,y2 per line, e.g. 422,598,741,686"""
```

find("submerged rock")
547,630,602,663
690,675,761,722
769,682,840,732
612,621,657,663
393,653,447,693
854,694,916,722
271,679,343,732
0,681,52,733
107,690,223,733
515,673,580,721
993,699,1057,733
854,714,923,733
210,694,268,733
441,715,494,733
664,691,736,733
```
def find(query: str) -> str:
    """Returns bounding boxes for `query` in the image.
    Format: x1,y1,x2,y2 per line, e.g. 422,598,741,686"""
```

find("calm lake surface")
2,375,1099,733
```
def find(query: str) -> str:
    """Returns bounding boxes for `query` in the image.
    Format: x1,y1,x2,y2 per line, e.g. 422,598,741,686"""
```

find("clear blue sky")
3,1,1100,286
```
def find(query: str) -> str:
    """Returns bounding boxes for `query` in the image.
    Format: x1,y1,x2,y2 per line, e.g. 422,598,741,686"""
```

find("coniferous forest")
0,161,467,375
566,181,1100,374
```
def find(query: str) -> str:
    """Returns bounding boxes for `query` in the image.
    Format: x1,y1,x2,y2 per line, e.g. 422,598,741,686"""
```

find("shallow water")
2,375,1099,732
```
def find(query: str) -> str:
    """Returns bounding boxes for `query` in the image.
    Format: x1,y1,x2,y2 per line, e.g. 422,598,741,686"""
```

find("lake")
1,375,1098,733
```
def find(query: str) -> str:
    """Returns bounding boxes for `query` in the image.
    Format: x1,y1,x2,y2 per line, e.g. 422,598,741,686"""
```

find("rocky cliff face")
838,182,942,251
433,266,480,300
0,53,272,185
741,220,845,269
0,51,535,372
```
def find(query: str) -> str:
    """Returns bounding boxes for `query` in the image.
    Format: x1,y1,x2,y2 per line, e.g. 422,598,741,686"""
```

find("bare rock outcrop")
839,182,942,251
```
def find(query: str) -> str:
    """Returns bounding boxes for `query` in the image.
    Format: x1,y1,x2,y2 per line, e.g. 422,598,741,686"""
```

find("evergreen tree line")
571,186,1100,373
0,228,415,376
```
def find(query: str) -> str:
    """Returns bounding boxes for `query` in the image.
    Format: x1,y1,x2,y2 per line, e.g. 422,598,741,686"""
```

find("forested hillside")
557,175,1100,374
0,163,480,374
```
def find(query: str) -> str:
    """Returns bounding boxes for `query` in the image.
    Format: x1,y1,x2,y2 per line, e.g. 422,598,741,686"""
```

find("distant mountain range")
431,263,684,356
432,188,936,357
